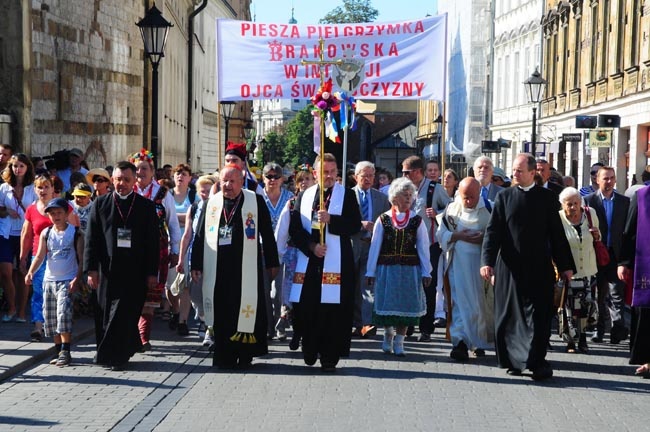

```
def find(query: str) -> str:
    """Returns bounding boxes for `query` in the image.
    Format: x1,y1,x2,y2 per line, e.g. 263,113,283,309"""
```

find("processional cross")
301,38,342,244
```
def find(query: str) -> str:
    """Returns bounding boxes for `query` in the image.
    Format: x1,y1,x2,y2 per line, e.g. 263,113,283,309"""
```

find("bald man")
437,178,493,361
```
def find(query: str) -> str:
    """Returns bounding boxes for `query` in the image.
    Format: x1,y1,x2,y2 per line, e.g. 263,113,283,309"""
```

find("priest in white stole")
289,153,362,372
191,165,279,369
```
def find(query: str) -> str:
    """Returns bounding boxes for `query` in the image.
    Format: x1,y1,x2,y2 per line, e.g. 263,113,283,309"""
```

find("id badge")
219,226,232,246
311,211,321,230
117,228,132,248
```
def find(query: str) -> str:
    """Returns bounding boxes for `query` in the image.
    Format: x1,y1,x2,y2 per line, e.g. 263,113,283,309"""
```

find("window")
514,52,520,105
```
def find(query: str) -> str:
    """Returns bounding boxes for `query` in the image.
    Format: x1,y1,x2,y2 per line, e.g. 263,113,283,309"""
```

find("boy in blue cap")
25,198,83,366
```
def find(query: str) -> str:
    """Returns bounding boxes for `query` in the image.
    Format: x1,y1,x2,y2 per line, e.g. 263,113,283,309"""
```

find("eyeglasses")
93,176,108,183
265,174,282,180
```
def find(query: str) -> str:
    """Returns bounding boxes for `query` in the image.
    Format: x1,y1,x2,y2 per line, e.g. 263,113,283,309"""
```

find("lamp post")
393,133,402,178
220,101,236,149
136,3,173,167
523,68,547,154
433,114,443,165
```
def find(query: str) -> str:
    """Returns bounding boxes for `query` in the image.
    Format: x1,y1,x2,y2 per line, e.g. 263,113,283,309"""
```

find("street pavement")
0,320,648,432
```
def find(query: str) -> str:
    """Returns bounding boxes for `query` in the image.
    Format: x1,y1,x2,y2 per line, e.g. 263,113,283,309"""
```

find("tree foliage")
283,107,317,168
320,0,379,24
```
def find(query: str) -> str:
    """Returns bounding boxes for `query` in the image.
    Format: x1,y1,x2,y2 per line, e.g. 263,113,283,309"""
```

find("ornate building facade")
540,0,649,189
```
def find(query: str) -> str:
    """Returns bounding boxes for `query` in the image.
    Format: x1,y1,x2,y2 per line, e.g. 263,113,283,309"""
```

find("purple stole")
632,186,650,307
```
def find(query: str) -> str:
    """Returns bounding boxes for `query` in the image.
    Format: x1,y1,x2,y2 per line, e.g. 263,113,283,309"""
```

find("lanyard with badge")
114,194,135,248
220,194,241,246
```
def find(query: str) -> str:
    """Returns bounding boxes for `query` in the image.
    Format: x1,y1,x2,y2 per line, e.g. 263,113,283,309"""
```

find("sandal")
635,364,650,378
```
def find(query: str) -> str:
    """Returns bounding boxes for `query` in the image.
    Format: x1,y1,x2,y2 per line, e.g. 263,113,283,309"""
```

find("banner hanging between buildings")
216,15,447,101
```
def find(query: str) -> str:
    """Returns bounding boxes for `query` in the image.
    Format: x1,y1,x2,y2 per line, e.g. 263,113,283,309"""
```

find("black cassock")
192,193,279,368
619,190,650,366
84,193,160,366
289,186,362,367
481,185,575,371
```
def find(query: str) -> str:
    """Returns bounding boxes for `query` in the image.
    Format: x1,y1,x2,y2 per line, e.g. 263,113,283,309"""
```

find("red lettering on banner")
386,24,400,35
284,65,298,79
388,43,399,56
360,44,369,57
374,44,384,56
243,84,284,98
241,23,301,38
302,84,317,97
327,44,337,58
354,81,426,97
285,45,295,58
365,63,380,78
414,21,424,32
241,84,250,98
304,65,331,78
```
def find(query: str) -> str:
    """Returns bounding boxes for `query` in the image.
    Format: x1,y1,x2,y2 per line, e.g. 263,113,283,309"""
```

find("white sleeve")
274,200,292,261
417,219,433,276
365,216,384,278
164,191,181,254
436,213,454,252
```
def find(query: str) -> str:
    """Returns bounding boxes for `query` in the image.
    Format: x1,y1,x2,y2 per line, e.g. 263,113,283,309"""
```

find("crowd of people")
0,140,648,380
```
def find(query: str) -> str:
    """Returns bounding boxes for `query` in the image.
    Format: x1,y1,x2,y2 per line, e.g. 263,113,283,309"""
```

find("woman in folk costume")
191,164,279,369
128,149,181,351
366,177,432,356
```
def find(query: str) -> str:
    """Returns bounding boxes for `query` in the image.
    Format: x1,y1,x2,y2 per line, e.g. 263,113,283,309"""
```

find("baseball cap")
69,148,84,158
44,198,70,213
71,183,92,197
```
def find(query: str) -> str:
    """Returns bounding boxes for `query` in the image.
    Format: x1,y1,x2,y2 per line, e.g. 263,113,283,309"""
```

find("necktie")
361,190,370,221
481,186,488,201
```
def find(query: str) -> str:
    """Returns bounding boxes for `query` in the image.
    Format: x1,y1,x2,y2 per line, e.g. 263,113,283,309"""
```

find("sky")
250,0,438,24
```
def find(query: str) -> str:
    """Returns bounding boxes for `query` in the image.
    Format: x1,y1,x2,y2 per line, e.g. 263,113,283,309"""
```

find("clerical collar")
224,191,243,202
115,191,133,200
517,183,535,191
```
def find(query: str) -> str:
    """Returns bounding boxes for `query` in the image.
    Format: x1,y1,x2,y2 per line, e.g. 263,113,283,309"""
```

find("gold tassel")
230,332,241,342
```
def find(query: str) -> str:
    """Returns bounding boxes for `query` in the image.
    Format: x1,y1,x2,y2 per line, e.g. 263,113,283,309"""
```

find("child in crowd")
70,183,93,233
25,198,83,367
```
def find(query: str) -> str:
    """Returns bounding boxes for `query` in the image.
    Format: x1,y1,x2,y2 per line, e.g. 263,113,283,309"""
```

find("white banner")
217,15,447,101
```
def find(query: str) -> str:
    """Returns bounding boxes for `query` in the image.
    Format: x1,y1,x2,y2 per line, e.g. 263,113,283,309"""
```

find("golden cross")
241,305,255,318
301,38,342,244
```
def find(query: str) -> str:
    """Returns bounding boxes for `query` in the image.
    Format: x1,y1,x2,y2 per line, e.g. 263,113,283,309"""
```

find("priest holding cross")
289,153,361,372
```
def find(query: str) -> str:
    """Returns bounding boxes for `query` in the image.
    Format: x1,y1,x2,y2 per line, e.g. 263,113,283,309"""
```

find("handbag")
583,205,610,267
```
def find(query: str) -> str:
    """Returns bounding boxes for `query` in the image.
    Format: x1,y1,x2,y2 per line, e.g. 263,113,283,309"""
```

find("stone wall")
28,0,146,166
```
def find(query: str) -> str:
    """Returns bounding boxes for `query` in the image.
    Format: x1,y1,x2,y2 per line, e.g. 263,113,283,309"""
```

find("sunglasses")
265,174,282,180
93,176,108,183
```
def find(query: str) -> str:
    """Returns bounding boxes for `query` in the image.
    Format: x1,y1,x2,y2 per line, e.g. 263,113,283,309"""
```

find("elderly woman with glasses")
261,163,294,340
365,177,432,356
557,187,600,353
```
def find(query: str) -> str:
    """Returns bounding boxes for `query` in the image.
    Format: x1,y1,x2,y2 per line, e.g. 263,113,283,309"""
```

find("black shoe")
111,362,127,371
417,333,431,342
321,363,337,373
289,335,300,351
531,364,553,381
406,325,414,337
591,334,603,343
237,356,253,369
139,342,152,353
168,313,179,331
304,352,317,366
506,368,522,376
450,341,469,361
610,325,629,344
433,317,447,328
177,322,189,336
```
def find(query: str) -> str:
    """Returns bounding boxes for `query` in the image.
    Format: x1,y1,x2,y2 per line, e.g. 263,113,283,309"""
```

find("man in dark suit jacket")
85,161,160,371
584,166,630,344
473,156,504,208
351,161,391,337
536,159,564,196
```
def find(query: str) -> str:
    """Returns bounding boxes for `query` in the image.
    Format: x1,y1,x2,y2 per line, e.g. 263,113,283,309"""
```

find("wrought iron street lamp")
136,3,173,166
524,68,546,154
219,101,236,148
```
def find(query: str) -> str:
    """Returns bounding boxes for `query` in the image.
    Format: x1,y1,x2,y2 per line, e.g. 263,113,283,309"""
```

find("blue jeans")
31,265,45,323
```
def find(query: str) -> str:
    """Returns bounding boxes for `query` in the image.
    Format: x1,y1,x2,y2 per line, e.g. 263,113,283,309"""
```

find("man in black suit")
536,159,564,196
85,161,160,371
351,161,390,337
584,166,630,344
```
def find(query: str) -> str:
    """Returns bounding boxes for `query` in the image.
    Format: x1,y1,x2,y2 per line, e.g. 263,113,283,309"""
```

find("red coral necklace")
391,208,410,229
